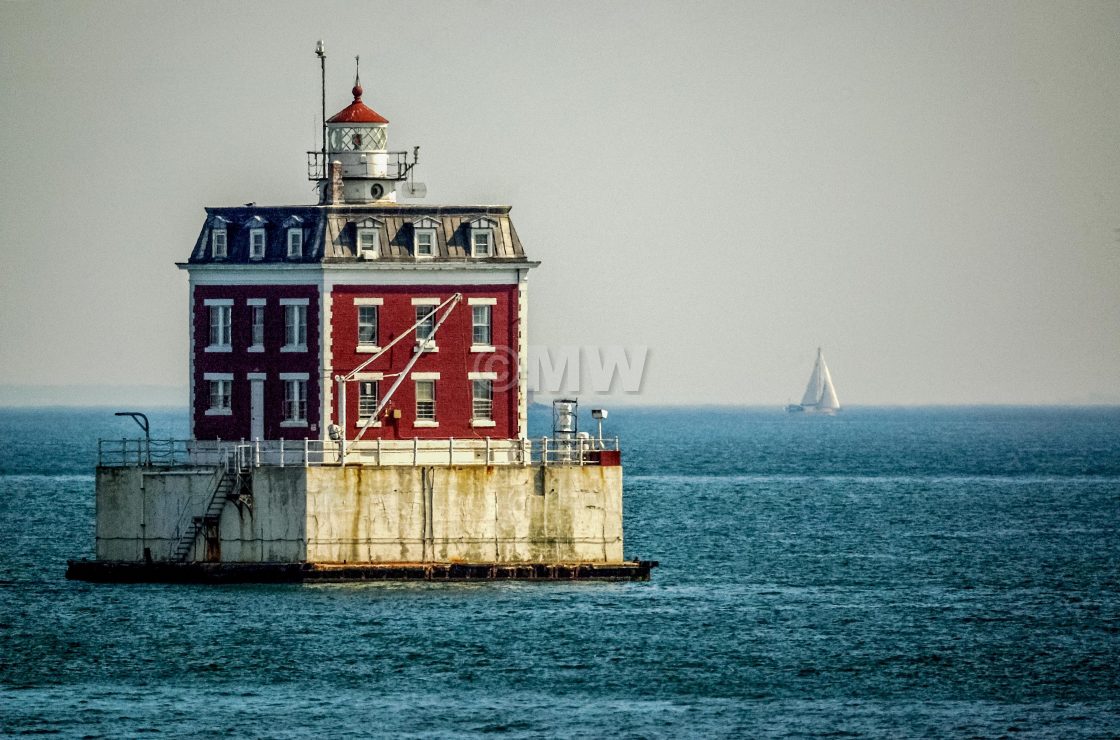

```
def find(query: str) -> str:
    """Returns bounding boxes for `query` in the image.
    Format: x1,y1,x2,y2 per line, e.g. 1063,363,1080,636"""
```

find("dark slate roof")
188,204,527,264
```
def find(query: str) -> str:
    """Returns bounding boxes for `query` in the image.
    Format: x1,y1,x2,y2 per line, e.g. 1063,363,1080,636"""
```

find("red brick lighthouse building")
71,53,650,582
182,72,534,460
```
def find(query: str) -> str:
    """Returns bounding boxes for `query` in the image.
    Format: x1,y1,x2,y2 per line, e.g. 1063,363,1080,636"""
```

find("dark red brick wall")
192,284,320,440
330,284,520,440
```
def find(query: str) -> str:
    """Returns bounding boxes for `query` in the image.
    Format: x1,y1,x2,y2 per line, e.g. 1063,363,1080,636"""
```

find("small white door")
250,379,264,440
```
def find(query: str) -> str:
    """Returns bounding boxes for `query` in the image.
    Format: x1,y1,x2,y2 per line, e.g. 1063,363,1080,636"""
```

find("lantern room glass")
328,126,387,152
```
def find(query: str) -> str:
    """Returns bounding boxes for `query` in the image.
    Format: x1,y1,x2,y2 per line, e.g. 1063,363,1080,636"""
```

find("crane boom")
337,293,463,462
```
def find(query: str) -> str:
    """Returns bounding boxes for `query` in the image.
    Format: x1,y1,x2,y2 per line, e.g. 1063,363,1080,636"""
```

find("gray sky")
2,0,1118,405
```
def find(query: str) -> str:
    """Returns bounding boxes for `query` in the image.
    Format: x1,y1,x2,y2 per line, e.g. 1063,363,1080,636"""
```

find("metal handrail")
96,436,620,469
170,449,233,559
306,150,416,181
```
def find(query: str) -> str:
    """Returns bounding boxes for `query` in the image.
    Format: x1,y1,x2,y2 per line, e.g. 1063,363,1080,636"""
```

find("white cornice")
180,261,539,287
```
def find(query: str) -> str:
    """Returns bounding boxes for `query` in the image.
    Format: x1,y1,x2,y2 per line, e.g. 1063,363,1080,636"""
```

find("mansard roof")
187,204,528,265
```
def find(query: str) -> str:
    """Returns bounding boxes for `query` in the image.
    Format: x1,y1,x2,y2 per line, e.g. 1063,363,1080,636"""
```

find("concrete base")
65,559,658,583
93,463,627,566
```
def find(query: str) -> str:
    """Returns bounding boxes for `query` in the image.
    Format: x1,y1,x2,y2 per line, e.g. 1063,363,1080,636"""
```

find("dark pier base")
65,559,658,584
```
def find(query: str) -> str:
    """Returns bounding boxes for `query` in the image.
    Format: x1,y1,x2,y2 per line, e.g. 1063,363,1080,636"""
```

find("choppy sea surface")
1,406,1118,738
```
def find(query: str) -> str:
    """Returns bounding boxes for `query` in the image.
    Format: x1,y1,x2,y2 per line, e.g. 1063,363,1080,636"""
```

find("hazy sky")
2,0,1118,405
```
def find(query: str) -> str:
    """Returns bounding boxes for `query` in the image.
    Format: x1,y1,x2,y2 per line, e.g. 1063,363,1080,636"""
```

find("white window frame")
357,305,379,351
204,372,233,416
354,297,383,352
204,299,232,352
472,305,492,349
211,229,227,259
414,376,438,427
468,297,497,352
415,228,436,258
287,228,303,258
412,218,439,258
280,372,309,427
356,373,382,427
470,229,493,258
357,228,378,259
411,297,440,352
469,374,495,427
249,228,266,260
247,298,265,352
281,299,308,353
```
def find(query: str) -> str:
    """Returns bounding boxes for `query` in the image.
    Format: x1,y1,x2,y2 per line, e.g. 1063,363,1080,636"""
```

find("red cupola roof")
327,83,389,124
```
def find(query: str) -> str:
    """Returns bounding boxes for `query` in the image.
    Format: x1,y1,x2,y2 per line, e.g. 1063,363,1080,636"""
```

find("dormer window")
249,228,266,260
472,230,491,257
413,217,439,259
469,218,497,258
352,217,382,260
282,215,305,259
209,216,229,259
358,228,377,258
211,229,227,259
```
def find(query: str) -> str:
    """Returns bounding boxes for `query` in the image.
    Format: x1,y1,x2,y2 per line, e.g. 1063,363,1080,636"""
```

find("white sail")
800,352,822,406
792,348,840,413
818,356,840,411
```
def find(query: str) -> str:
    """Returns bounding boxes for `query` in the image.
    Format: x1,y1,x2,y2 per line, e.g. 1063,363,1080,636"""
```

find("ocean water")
1,406,1118,738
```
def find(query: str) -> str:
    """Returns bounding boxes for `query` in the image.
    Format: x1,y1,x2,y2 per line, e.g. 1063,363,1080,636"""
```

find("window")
352,217,382,259
472,380,493,422
468,372,497,426
358,306,378,347
415,379,436,422
250,304,265,350
211,229,227,259
471,229,492,258
415,305,435,345
282,302,307,351
358,228,377,259
287,228,303,258
472,305,492,346
358,381,379,420
415,229,435,257
468,298,496,351
208,304,231,349
354,297,382,351
413,218,439,258
250,228,266,260
283,379,307,423
468,217,497,258
207,377,232,415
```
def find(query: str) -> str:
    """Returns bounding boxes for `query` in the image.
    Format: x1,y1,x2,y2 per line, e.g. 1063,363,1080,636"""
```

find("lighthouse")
68,52,654,583
185,62,529,452
315,64,402,204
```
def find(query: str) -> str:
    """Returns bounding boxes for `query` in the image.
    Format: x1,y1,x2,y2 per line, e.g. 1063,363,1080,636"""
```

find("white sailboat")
786,348,841,414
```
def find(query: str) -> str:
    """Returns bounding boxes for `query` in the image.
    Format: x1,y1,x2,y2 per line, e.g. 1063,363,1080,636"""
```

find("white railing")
537,436,620,466
97,436,621,470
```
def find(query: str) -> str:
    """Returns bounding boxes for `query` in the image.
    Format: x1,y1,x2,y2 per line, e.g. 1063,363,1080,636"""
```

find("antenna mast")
315,40,326,161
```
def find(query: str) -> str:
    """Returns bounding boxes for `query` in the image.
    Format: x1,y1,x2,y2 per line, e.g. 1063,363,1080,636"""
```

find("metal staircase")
171,458,240,562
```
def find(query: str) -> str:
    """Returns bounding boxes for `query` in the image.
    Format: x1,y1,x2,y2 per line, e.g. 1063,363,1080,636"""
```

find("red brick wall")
192,284,320,440
330,284,520,440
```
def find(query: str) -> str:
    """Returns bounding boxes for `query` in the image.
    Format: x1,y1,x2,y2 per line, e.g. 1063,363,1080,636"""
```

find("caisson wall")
94,465,623,565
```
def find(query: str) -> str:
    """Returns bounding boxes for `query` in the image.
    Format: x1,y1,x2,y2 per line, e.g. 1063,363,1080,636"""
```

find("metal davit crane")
334,293,463,464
